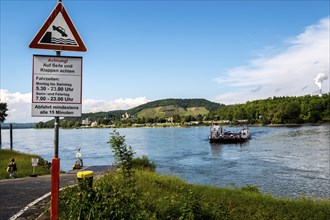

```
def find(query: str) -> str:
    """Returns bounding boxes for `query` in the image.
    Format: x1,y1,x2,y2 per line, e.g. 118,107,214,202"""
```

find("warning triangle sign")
29,2,87,52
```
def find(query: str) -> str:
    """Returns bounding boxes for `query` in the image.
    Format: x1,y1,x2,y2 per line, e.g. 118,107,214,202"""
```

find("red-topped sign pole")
29,0,86,219
51,0,61,215
51,50,61,220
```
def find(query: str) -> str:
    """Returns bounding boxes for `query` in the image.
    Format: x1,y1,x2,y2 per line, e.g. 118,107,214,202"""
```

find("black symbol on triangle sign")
53,25,67,37
29,2,87,52
40,25,77,46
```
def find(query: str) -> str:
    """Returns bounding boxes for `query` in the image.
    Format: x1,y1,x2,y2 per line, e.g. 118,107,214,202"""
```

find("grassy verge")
59,170,330,220
136,171,330,219
0,149,51,179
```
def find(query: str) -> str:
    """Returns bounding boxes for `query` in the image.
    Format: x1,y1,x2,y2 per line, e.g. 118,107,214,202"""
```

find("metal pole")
0,123,2,146
10,123,13,150
55,50,61,158
54,116,59,157
51,50,61,220
52,0,62,217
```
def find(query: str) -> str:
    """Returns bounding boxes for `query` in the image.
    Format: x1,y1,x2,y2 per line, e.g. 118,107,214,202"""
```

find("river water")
1,125,329,198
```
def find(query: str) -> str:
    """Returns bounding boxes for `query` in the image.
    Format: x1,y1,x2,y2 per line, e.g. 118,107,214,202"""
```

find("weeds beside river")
59,169,330,220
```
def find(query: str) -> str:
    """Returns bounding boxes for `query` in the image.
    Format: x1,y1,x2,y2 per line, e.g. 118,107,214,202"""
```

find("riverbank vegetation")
0,149,51,179
59,170,330,220
34,94,329,129
58,131,330,219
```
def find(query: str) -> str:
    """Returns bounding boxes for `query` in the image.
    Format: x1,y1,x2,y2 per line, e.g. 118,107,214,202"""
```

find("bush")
132,155,156,171
108,129,135,180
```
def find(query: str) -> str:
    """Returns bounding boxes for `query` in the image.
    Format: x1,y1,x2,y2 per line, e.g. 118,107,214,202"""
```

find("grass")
0,149,51,179
59,170,330,220
135,171,330,220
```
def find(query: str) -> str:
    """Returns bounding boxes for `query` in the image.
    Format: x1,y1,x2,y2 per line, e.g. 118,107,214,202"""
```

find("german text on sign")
32,55,82,117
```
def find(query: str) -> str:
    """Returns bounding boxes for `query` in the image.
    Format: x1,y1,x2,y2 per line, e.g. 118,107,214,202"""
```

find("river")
1,124,329,198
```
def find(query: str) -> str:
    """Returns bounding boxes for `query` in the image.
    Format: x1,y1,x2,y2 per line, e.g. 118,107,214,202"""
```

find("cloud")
251,86,262,93
0,89,37,123
0,89,149,123
82,97,149,113
214,17,330,104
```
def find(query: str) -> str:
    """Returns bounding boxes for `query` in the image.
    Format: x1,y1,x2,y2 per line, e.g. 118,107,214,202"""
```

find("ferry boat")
209,124,250,143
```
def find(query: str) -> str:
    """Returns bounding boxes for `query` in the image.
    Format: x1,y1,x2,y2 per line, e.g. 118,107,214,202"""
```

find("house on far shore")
81,118,98,127
121,112,135,120
81,118,91,126
91,121,98,127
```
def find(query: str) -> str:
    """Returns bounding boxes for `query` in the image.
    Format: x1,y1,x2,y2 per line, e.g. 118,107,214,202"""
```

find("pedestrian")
76,148,83,167
73,148,83,169
7,158,17,178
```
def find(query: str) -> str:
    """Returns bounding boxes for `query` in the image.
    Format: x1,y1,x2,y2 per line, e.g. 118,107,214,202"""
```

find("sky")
0,0,329,123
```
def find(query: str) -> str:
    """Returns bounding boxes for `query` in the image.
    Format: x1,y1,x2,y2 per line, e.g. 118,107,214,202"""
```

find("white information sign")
32,55,82,117
31,158,39,167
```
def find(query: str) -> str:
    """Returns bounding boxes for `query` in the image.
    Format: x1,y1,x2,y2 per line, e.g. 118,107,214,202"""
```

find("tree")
0,102,8,123
172,114,181,123
234,105,247,120
284,101,301,123
185,115,193,122
108,130,135,179
34,121,45,128
74,121,81,128
195,114,204,122
307,98,324,123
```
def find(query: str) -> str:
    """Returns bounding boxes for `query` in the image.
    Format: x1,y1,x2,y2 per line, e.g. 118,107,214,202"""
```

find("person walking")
7,158,17,178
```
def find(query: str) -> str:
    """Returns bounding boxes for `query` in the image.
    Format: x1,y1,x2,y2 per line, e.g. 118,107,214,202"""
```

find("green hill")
127,98,223,119
37,98,224,128
127,98,222,114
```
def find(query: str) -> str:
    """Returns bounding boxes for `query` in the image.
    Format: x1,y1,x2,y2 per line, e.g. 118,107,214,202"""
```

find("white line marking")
9,185,76,220
9,192,51,220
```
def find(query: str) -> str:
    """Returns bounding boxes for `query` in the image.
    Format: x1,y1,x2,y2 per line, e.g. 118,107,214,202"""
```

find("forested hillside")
208,94,330,124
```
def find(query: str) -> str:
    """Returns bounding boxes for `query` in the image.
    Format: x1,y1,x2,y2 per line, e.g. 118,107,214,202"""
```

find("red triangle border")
29,2,87,52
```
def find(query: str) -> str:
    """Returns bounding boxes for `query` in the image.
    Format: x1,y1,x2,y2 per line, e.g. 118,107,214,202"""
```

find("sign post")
52,51,60,220
31,158,39,175
29,1,86,219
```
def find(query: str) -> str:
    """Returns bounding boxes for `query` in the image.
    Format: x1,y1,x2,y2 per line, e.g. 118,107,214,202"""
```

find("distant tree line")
207,94,330,124
34,114,207,128
34,94,329,128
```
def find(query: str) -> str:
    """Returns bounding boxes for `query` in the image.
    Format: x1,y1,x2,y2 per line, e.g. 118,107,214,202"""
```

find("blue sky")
1,0,329,123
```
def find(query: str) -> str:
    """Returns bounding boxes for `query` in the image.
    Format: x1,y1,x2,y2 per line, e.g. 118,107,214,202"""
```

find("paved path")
0,165,113,220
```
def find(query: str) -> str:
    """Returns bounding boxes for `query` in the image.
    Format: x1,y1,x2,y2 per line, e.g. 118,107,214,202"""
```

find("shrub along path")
0,165,112,220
